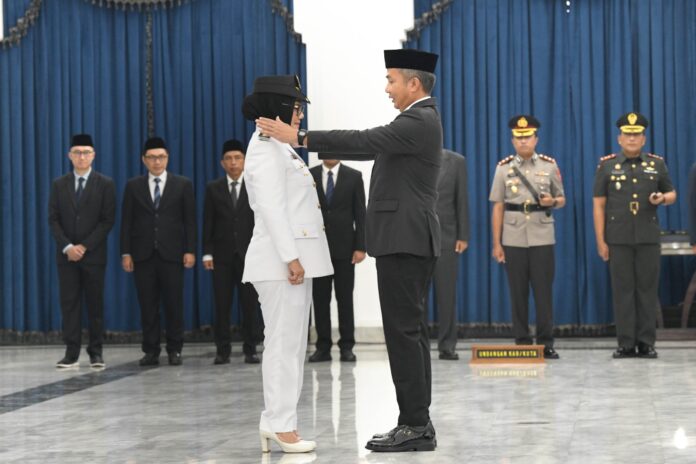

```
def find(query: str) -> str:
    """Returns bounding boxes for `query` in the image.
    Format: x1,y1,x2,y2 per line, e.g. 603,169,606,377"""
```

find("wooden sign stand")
470,344,546,364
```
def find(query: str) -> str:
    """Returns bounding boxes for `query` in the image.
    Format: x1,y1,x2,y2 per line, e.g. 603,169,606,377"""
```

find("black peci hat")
71,134,94,148
222,139,245,156
384,49,438,73
142,136,167,155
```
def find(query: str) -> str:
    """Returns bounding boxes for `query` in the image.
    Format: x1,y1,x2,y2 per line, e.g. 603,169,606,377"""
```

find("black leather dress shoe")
637,344,658,359
139,353,159,366
244,353,261,364
308,350,332,362
543,347,560,359
213,354,230,365
89,354,105,368
168,352,182,366
438,350,459,360
366,421,436,452
612,347,636,359
340,349,356,362
56,356,79,369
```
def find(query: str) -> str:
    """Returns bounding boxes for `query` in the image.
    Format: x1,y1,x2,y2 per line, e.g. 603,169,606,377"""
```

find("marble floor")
1,339,696,464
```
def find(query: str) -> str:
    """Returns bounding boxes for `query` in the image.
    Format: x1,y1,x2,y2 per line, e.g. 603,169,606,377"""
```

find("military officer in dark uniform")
593,112,676,359
489,115,565,359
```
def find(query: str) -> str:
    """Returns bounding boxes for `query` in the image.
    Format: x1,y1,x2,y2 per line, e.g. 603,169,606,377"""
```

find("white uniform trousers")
253,279,312,432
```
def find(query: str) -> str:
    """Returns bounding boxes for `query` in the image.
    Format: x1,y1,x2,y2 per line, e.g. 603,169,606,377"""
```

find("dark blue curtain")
0,0,305,335
410,0,696,329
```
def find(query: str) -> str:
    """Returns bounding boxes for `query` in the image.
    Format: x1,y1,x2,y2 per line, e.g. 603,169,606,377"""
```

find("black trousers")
376,253,436,427
503,245,555,347
57,261,105,358
429,247,459,352
133,252,184,355
212,254,263,356
608,244,660,348
312,258,355,352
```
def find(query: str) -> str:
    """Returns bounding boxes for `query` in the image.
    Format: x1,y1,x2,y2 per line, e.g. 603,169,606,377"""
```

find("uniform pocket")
374,200,399,212
292,223,319,239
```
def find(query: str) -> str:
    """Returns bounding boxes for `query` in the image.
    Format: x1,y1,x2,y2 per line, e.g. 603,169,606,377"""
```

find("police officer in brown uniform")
593,112,676,359
489,115,565,359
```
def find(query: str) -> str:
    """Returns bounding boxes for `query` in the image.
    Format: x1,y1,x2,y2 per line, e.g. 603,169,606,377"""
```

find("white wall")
294,0,414,341
0,0,4,40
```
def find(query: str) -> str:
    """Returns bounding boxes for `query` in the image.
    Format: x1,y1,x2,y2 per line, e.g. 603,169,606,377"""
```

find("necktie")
230,181,238,208
153,177,161,209
76,177,85,202
326,171,335,204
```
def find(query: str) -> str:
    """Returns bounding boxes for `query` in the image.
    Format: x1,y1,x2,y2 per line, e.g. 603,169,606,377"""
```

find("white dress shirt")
321,162,340,194
148,170,168,201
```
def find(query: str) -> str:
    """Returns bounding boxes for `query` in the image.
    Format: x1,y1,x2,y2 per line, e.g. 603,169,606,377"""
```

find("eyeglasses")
70,150,94,157
144,155,168,162
293,104,305,117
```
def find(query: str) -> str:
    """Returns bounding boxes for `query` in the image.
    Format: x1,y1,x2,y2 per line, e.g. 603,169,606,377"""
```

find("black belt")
505,203,550,214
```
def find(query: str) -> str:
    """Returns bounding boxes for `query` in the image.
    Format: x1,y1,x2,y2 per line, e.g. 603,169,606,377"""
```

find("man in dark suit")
202,139,263,365
429,149,469,361
308,158,366,363
256,48,442,452
120,137,196,367
49,134,116,369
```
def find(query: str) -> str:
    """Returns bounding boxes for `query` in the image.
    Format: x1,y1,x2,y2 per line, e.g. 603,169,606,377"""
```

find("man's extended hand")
255,117,300,146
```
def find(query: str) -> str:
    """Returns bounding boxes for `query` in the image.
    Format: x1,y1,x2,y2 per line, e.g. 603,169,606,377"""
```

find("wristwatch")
297,129,308,146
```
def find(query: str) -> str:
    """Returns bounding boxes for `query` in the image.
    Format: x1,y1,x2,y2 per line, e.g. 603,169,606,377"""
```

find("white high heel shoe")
260,429,316,453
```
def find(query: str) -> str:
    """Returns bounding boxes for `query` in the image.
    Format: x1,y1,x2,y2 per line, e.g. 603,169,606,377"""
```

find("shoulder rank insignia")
647,153,663,160
538,154,556,163
498,155,515,166
596,153,616,169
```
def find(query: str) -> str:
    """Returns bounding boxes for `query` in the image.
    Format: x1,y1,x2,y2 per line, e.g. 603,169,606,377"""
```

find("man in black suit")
308,158,366,363
430,149,469,361
49,134,116,369
202,139,263,365
120,137,196,367
256,49,442,452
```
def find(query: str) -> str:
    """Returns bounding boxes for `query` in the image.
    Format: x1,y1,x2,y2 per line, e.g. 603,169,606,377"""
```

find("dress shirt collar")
149,170,168,184
404,96,431,112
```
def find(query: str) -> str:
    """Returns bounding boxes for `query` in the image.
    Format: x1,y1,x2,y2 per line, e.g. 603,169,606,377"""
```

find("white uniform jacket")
242,130,333,282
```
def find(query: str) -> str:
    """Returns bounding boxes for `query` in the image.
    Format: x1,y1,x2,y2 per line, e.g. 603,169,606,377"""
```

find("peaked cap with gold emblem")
616,112,648,134
508,114,541,137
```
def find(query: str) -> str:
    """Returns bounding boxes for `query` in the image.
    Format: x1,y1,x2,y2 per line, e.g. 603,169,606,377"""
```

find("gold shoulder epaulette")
647,153,663,160
538,154,556,164
498,155,515,166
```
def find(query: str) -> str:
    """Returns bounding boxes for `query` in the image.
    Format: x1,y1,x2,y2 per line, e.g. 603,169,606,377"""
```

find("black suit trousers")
376,253,436,427
312,258,356,352
212,254,263,356
57,261,105,358
430,247,459,352
133,252,184,355
503,245,555,347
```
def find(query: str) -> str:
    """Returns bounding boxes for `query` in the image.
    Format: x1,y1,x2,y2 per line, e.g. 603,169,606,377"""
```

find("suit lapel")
237,179,249,211
138,175,155,210
64,173,78,211
78,172,97,208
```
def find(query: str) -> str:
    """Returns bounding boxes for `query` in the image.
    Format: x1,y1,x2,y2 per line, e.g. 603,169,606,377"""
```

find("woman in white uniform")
241,75,333,453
